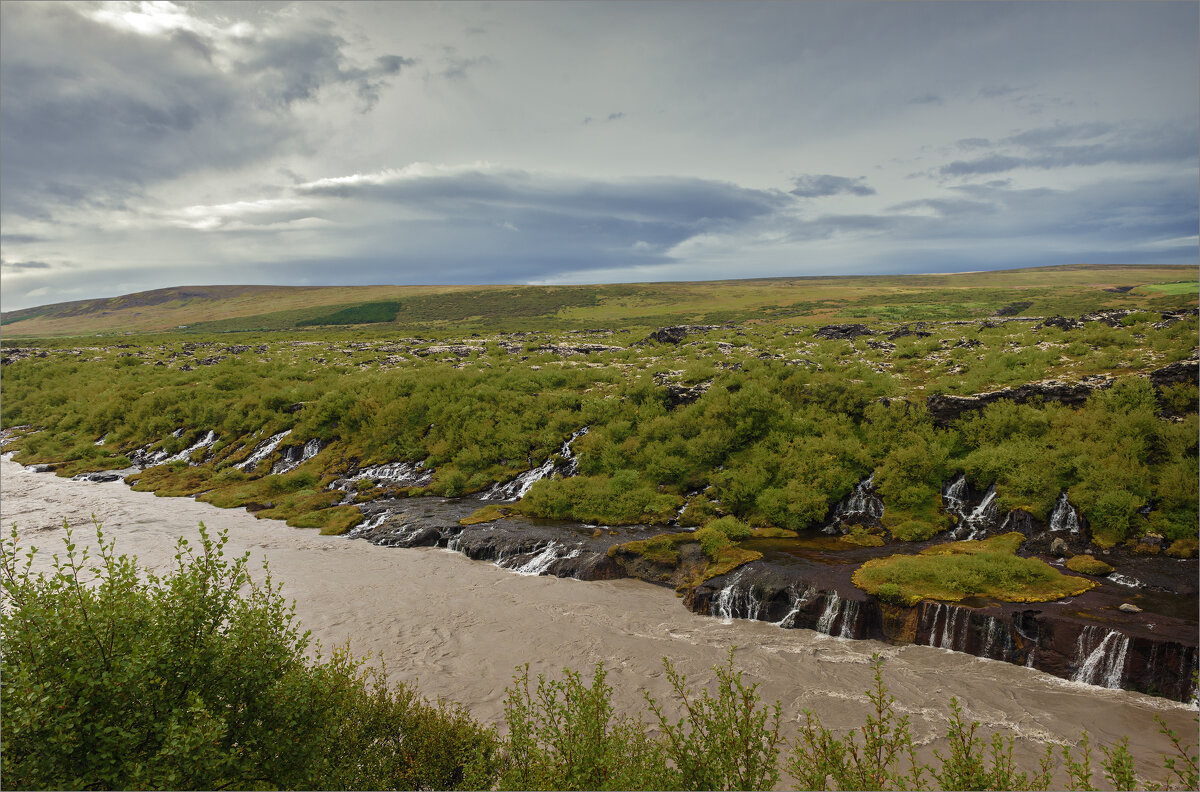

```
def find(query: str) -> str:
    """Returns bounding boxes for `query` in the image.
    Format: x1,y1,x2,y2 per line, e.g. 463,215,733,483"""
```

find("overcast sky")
2,1,1197,310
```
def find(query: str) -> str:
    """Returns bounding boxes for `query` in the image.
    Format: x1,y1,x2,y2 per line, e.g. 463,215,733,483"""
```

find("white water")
241,430,292,471
273,438,324,475
772,585,817,629
501,542,583,577
482,427,589,501
165,430,217,464
1072,626,1131,689
815,591,858,638
1049,492,1082,534
3,455,1195,773
823,474,883,533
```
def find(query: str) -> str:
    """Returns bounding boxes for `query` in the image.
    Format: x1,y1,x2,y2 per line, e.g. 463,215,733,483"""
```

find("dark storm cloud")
788,175,875,198
0,259,52,272
0,3,411,220
940,122,1198,177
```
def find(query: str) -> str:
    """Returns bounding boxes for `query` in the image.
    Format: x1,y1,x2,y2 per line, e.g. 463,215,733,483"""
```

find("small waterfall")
1049,492,1082,533
94,434,108,446
922,602,969,651
712,573,765,623
942,474,967,514
981,615,1013,661
501,543,583,576
165,430,218,464
815,592,859,638
823,474,884,533
272,437,324,474
241,430,292,472
1071,626,1130,689
773,585,817,628
483,427,589,501
348,510,390,539
1107,572,1144,588
950,484,998,540
349,461,433,487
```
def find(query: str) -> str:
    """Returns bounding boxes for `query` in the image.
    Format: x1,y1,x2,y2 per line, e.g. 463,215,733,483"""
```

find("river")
2,455,1195,782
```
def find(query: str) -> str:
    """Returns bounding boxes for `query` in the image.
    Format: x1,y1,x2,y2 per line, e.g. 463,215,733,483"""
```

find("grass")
1064,554,1115,575
4,264,1196,338
852,532,1097,606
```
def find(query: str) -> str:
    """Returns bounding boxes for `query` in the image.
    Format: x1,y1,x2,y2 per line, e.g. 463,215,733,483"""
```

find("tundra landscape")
2,264,1197,788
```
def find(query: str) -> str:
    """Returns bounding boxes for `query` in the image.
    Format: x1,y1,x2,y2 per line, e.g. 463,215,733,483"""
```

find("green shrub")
0,523,496,791
705,515,754,541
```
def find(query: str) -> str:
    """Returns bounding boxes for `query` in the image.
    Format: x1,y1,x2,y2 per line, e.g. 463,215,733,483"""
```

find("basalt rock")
926,378,1111,426
1149,356,1198,390
643,325,722,345
1036,315,1082,331
887,323,932,340
814,323,872,340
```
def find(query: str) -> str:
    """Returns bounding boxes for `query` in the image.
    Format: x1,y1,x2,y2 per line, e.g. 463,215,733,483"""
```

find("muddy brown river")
2,455,1195,785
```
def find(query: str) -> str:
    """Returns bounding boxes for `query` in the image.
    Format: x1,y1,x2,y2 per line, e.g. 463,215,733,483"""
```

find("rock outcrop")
814,323,872,340
926,378,1112,426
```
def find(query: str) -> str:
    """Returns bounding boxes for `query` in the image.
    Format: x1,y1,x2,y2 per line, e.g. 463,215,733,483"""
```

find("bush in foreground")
0,523,497,790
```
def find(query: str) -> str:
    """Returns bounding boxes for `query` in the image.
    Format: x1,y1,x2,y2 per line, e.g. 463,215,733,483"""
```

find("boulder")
814,323,872,340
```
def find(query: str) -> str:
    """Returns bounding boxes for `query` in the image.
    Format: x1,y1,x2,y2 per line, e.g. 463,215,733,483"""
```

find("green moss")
853,532,1096,605
1166,537,1198,558
461,504,511,526
1064,555,1115,575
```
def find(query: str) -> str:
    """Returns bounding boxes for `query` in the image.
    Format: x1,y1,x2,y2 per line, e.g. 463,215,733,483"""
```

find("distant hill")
1,264,1195,338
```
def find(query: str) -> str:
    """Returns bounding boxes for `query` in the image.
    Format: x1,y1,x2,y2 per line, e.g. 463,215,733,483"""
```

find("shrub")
0,522,496,790
705,515,754,541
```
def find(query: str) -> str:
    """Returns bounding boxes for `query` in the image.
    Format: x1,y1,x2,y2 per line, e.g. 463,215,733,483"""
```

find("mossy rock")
1166,538,1199,558
853,532,1096,604
461,504,511,525
1065,554,1115,576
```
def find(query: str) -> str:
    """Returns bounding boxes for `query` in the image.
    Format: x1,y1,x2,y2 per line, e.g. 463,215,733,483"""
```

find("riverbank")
2,453,1195,782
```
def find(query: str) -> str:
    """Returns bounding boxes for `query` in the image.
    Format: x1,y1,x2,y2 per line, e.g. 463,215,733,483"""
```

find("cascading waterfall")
942,475,967,514
272,438,324,474
1107,572,1144,588
348,511,390,539
165,430,217,464
949,484,997,540
483,427,589,501
815,592,859,638
1071,626,1131,689
501,542,583,576
712,573,765,623
1048,491,1082,533
773,585,817,628
241,430,292,472
822,474,884,534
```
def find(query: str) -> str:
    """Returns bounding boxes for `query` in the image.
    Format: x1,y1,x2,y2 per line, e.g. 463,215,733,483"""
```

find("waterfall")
351,461,433,487
773,586,817,628
502,543,582,576
823,474,884,533
1071,626,1130,689
816,592,858,638
1107,572,1144,588
165,430,217,464
1049,492,1082,533
981,615,1013,661
950,484,997,540
923,602,968,650
348,510,389,539
241,430,292,472
942,474,967,514
712,573,764,623
272,438,324,474
483,427,589,501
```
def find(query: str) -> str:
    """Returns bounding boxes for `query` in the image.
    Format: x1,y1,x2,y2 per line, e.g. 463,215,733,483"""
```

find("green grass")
1137,281,1198,296
852,532,1097,605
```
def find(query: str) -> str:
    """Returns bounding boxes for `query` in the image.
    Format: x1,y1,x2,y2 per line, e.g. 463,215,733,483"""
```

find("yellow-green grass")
4,263,1194,338
1065,554,1115,575
609,531,763,587
852,532,1097,606
461,503,512,525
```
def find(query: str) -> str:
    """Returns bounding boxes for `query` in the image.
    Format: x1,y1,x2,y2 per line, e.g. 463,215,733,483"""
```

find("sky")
1,1,1197,311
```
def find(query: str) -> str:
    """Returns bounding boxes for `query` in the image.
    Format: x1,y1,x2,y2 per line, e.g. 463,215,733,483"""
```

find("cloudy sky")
2,1,1197,310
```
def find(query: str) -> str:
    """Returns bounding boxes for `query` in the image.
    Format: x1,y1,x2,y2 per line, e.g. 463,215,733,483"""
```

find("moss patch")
1065,554,1115,575
461,504,512,526
852,532,1096,606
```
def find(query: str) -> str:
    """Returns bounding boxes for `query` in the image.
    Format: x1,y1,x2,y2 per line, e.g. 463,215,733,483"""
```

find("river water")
2,455,1195,781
